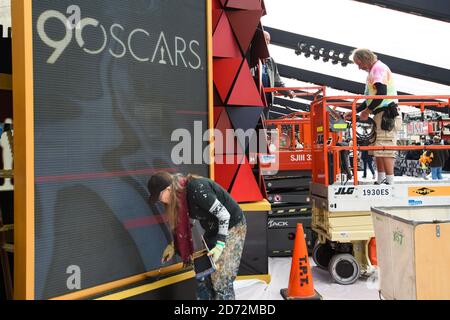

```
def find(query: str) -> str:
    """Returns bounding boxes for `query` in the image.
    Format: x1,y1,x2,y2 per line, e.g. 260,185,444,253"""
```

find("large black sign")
32,0,208,299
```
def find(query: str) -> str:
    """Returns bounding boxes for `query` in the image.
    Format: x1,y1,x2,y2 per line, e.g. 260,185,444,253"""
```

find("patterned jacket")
186,178,244,247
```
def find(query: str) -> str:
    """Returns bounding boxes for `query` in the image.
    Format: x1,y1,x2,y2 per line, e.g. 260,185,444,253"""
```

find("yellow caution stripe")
51,262,186,300
236,274,271,284
239,199,271,211
96,270,195,300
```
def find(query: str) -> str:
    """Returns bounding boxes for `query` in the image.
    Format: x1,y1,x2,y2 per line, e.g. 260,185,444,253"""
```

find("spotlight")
308,45,319,60
295,42,307,56
312,48,320,60
320,49,332,62
304,46,311,58
331,51,340,64
294,44,354,68
341,53,351,66
327,50,335,62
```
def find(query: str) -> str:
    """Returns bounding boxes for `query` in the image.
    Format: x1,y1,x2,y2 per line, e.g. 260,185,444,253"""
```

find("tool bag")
381,102,400,131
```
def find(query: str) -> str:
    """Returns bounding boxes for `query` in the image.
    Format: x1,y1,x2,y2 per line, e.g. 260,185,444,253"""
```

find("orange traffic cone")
280,223,322,300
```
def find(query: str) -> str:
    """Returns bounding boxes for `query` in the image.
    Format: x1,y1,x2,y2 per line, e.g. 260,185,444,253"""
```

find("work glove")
288,90,295,99
207,241,225,263
161,242,175,263
344,112,352,121
359,109,370,121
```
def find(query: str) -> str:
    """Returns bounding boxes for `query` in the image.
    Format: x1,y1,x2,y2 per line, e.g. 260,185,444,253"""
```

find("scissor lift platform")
311,180,450,284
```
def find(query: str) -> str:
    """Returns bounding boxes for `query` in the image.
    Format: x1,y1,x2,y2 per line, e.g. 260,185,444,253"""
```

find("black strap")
356,82,388,113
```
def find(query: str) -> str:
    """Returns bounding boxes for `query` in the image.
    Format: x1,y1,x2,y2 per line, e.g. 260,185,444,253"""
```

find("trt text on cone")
281,223,322,300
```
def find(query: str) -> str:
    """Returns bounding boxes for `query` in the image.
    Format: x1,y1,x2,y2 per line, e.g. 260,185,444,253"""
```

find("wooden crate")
372,207,450,300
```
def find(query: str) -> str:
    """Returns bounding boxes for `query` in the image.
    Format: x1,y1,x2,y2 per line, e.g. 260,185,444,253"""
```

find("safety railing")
262,86,325,151
263,85,325,98
311,94,450,186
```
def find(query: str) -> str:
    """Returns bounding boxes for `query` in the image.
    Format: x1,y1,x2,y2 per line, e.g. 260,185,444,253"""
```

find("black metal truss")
278,64,366,95
264,27,450,86
352,0,450,23
277,64,449,114
266,108,292,119
272,90,354,116
278,64,415,97
273,97,310,112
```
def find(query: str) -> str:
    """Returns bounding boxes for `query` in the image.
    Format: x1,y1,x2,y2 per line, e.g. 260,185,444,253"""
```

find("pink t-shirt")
365,60,397,109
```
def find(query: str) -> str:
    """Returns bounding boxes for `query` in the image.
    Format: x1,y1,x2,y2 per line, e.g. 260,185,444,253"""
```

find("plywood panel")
415,223,450,300
372,213,395,300
390,219,416,300
380,207,450,222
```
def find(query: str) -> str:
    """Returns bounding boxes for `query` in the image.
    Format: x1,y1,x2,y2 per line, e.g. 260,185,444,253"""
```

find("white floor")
342,170,450,185
234,171,450,300
235,257,380,300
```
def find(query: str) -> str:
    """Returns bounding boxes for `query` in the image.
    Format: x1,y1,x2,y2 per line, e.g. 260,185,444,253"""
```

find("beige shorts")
372,111,402,158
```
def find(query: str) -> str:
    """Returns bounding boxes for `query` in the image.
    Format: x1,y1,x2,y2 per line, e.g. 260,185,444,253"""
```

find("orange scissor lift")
263,111,312,171
259,87,321,256
309,93,450,284
261,86,322,173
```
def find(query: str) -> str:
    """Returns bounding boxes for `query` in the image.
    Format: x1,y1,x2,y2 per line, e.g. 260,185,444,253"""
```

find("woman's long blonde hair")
164,173,204,231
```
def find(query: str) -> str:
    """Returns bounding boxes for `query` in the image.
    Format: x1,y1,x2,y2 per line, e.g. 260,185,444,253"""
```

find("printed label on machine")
408,186,450,197
333,186,356,196
358,186,392,197
260,154,276,164
289,153,312,162
332,185,393,199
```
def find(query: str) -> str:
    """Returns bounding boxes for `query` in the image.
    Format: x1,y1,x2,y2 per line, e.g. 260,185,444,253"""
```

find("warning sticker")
408,186,450,197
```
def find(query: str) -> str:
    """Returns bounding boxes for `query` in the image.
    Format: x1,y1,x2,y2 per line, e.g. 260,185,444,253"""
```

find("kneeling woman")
147,171,247,300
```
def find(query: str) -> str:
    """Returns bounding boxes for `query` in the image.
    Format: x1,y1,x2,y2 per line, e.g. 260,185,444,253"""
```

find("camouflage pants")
197,217,247,300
